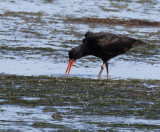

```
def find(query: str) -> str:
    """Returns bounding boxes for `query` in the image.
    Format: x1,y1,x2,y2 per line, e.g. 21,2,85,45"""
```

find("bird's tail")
132,39,146,48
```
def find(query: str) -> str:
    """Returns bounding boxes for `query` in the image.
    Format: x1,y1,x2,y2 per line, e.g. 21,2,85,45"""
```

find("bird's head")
65,42,89,76
65,47,82,76
69,48,82,60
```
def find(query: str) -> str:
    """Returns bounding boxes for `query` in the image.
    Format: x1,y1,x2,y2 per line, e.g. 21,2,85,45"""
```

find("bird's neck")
75,44,89,59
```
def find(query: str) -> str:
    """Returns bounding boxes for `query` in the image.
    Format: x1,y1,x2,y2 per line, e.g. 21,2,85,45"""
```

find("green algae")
0,75,160,115
3,11,43,17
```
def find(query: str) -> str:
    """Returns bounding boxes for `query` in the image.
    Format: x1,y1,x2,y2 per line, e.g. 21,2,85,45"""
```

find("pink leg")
98,62,106,79
106,62,109,79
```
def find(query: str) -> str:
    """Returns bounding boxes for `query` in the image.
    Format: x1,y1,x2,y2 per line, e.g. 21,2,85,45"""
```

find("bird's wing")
83,32,144,55
96,34,139,54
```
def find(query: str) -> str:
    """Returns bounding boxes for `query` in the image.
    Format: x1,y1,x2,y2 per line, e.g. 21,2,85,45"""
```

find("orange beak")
65,59,74,76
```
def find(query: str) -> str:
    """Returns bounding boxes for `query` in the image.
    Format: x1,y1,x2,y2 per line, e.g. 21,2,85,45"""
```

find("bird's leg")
98,62,106,79
106,62,109,79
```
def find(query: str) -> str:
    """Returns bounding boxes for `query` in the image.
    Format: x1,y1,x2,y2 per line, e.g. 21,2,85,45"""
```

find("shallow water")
0,0,160,131
1,59,159,80
0,0,160,79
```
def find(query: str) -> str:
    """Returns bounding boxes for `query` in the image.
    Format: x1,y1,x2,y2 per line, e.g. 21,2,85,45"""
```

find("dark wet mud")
0,75,160,131
68,17,160,27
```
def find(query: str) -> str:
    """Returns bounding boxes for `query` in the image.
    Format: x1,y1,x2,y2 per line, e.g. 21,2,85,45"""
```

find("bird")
65,31,145,79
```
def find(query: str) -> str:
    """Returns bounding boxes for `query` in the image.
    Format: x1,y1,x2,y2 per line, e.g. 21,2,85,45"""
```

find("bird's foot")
107,73,109,79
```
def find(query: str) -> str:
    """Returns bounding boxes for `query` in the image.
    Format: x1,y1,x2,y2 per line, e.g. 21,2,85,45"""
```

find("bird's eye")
72,51,76,55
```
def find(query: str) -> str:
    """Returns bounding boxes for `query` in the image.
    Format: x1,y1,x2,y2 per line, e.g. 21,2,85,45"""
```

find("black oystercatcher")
65,31,145,79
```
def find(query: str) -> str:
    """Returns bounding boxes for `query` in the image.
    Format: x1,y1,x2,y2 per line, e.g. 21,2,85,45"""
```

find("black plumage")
65,31,145,78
